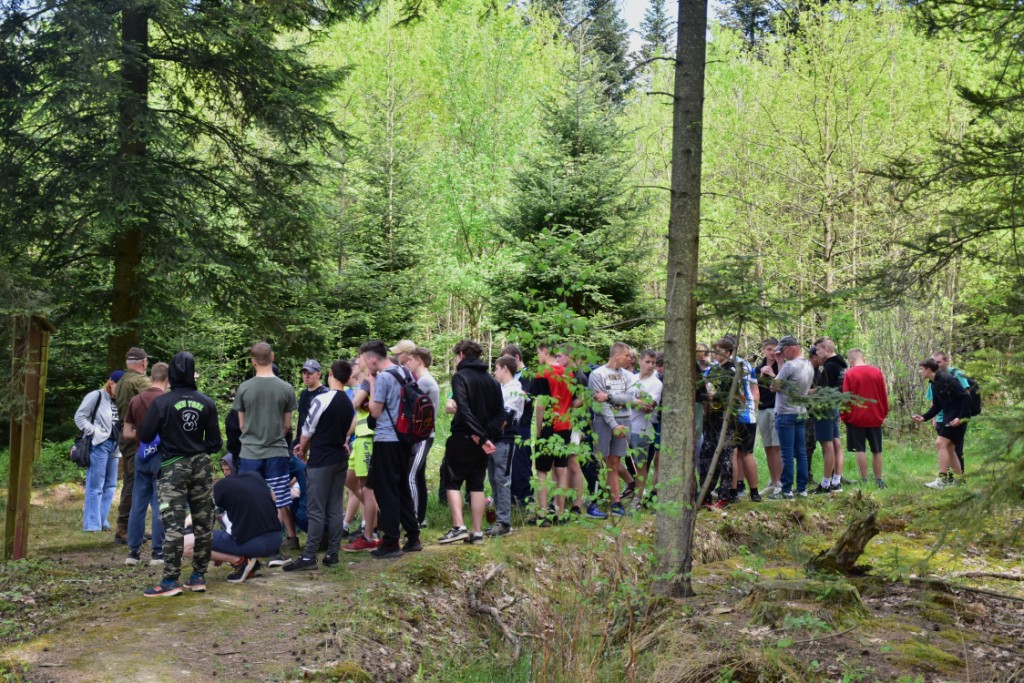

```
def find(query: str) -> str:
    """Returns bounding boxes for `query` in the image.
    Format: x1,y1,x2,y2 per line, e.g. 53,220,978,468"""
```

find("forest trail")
11,557,356,682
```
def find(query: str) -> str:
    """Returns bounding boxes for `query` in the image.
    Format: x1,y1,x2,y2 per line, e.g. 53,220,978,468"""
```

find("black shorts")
846,425,883,454
535,427,570,472
935,422,967,457
444,435,487,493
734,422,756,453
936,424,966,452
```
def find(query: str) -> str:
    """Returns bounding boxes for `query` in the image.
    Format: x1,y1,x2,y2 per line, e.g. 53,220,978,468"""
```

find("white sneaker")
924,477,947,490
771,484,782,496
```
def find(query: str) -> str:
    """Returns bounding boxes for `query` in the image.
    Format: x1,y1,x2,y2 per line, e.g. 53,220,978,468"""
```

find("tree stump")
807,511,880,574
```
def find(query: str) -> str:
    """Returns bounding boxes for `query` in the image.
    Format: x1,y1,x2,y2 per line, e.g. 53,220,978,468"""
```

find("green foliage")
493,57,645,334
0,439,81,489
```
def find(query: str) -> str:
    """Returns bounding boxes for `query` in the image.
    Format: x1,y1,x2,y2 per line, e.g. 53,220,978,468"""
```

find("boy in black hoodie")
438,340,504,545
138,351,223,597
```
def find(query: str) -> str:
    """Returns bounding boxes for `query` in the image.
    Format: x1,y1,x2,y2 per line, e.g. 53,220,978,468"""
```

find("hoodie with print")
139,352,222,462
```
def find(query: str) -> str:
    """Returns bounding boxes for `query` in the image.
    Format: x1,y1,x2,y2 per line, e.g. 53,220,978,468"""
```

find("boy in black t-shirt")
286,360,356,571
211,472,283,583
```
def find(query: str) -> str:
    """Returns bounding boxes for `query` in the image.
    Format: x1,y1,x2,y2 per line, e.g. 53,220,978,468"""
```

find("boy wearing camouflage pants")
138,351,222,597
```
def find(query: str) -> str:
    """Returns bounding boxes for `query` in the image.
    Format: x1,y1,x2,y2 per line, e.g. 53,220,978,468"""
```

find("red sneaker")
343,535,381,553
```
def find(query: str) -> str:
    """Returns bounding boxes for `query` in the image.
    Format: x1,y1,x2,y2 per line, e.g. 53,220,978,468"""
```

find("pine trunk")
108,8,149,369
652,0,708,599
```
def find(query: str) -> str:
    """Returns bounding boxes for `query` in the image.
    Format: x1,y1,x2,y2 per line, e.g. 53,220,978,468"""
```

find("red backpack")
383,367,435,444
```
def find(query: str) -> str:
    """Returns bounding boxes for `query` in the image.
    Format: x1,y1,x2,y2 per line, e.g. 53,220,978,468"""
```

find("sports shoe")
143,579,182,597
282,556,317,572
611,502,627,517
402,539,423,552
370,542,403,559
537,517,553,528
323,553,340,567
343,535,381,552
711,499,730,510
736,488,747,498
227,557,257,583
183,573,207,592
569,506,583,516
418,521,429,529
484,522,513,537
586,502,608,519
267,553,292,567
830,482,843,493
924,476,947,490
464,532,484,545
876,479,887,490
766,490,794,500
770,483,783,496
340,525,351,539
797,491,808,498
631,497,643,511
749,491,762,503
811,484,831,495
125,550,141,566
438,526,469,544
113,533,128,546
621,483,636,500
149,556,165,567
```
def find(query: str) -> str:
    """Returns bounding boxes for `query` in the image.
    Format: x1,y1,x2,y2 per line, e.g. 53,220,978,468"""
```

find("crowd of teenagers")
72,337,975,597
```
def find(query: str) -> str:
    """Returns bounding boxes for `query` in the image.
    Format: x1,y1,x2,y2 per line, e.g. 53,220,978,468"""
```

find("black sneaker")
183,573,207,592
622,483,636,499
226,557,257,583
370,542,403,559
810,484,832,495
282,556,317,572
749,491,762,503
438,526,469,544
267,553,292,567
464,532,484,545
125,550,141,566
830,482,843,493
402,539,423,552
484,522,513,537
570,506,582,516
323,553,340,567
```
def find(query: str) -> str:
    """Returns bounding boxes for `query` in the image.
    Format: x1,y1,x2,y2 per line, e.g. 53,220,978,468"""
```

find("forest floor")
0,448,1022,683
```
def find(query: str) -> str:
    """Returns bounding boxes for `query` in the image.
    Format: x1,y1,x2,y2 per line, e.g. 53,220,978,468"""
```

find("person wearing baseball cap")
768,335,814,499
113,347,150,544
389,340,417,366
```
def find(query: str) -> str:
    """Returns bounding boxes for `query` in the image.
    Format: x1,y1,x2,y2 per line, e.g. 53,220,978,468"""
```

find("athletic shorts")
212,529,281,559
629,433,655,466
814,410,841,442
846,425,883,454
937,424,966,452
444,435,487,493
351,437,372,478
756,408,779,448
592,418,628,458
238,456,291,509
535,427,570,472
734,421,756,453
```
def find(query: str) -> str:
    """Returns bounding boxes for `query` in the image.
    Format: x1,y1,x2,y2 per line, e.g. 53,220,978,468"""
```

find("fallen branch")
468,564,521,660
908,576,1024,604
950,571,1024,582
214,651,243,656
791,625,857,645
35,663,67,668
807,511,879,574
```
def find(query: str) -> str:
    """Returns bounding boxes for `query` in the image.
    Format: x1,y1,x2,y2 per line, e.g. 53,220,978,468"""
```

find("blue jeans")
127,458,164,557
776,413,808,494
83,439,119,531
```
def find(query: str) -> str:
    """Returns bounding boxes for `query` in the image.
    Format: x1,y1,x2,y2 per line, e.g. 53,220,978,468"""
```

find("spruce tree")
0,0,362,367
581,0,634,100
639,0,675,62
494,60,644,333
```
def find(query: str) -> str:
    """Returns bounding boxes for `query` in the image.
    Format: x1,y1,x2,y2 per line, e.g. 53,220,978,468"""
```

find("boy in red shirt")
530,343,574,524
840,349,890,488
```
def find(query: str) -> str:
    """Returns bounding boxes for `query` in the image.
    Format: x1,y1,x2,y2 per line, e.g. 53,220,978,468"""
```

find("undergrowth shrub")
0,439,81,488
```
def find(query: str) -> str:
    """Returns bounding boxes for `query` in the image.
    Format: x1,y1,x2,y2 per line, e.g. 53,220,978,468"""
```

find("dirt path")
12,561,358,683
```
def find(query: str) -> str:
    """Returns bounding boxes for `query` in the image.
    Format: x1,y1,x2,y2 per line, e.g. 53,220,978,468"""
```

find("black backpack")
961,373,982,417
383,367,435,445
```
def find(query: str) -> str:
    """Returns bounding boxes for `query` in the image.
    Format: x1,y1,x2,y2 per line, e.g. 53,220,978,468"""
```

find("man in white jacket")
75,370,124,532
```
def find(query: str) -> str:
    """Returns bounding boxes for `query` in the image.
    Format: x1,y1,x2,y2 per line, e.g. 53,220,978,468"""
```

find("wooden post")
4,315,54,561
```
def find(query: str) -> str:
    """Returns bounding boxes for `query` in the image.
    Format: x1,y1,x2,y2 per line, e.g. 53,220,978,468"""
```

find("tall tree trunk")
108,6,149,369
652,0,708,599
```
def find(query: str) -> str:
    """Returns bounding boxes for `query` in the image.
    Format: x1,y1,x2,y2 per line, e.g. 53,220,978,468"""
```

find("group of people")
72,335,972,596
